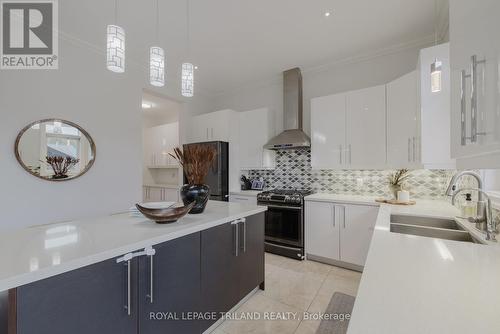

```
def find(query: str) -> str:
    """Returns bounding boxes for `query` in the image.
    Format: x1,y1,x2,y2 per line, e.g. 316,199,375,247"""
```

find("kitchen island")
0,201,266,334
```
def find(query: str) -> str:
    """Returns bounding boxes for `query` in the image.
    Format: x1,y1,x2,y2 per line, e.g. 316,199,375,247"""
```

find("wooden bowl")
135,202,195,224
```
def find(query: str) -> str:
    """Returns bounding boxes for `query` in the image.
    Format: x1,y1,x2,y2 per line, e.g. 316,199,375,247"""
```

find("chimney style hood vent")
264,68,311,150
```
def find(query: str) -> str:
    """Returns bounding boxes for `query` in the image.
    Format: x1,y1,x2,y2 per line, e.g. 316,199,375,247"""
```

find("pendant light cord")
114,0,118,25
155,0,159,43
186,0,191,57
434,0,437,45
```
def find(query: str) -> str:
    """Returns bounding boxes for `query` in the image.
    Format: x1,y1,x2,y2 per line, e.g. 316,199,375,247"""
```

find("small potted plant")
170,145,217,214
388,169,411,199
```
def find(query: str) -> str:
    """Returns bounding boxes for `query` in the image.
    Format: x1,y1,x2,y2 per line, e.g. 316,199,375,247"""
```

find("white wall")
0,0,211,228
212,44,427,135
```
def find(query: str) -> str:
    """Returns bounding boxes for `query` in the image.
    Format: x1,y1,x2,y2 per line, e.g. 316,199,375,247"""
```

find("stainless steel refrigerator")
183,141,229,202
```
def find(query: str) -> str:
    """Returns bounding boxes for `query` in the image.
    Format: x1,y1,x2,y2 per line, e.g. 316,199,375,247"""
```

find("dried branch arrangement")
170,145,217,185
388,169,411,186
45,156,79,179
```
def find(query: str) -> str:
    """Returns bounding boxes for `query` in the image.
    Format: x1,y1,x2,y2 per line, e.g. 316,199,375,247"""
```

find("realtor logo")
1,0,58,69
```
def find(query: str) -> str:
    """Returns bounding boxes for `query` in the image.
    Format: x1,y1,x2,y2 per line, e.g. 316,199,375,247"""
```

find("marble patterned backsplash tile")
246,148,478,199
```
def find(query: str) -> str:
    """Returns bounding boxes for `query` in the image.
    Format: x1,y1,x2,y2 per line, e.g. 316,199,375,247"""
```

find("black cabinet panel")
138,233,201,334
237,213,265,300
200,222,239,330
16,257,138,334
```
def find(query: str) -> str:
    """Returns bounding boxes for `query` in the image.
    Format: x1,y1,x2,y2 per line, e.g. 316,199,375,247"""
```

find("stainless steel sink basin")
391,215,464,231
390,223,479,243
390,215,481,244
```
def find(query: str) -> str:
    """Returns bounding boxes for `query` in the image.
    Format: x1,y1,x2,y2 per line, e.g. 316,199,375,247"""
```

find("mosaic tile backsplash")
246,148,474,200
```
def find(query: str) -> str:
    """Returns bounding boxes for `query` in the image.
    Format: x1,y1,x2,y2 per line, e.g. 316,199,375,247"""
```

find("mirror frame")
14,119,97,182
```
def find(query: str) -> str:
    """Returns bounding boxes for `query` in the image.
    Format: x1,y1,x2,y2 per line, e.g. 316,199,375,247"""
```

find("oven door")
264,204,303,248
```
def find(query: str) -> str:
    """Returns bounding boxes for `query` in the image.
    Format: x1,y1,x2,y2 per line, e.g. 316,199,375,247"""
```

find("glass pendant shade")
149,47,165,87
430,59,442,93
181,63,194,97
106,25,125,73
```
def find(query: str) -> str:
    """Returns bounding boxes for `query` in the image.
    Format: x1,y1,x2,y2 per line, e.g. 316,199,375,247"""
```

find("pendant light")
107,0,125,73
430,0,442,93
150,0,165,87
181,0,194,97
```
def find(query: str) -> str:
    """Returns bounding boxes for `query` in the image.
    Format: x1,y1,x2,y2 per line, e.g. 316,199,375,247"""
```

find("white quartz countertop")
229,190,262,196
0,201,266,292
345,199,500,334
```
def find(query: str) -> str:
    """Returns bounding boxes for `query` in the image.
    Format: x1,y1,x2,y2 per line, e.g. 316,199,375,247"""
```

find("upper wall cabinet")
311,86,386,170
187,109,238,144
311,93,347,169
238,108,276,169
387,45,455,170
418,44,455,169
386,71,420,168
346,85,387,169
450,0,500,168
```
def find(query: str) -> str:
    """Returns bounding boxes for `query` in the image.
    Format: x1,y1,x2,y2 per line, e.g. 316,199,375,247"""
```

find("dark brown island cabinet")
0,213,265,334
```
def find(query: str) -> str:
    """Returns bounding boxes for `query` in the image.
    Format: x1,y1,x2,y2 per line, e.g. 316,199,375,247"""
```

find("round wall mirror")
15,119,96,181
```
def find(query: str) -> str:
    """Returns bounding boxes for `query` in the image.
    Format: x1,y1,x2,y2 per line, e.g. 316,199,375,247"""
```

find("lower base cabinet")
200,213,265,331
305,201,378,267
9,213,265,334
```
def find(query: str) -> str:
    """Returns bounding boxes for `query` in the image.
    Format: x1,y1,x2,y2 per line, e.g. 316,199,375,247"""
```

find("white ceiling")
65,0,448,96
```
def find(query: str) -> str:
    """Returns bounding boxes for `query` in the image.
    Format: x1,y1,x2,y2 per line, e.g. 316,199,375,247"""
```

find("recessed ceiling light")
142,102,153,109
324,11,331,17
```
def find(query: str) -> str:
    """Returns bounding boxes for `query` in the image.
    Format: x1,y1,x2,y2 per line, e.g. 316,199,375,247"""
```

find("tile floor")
213,253,362,334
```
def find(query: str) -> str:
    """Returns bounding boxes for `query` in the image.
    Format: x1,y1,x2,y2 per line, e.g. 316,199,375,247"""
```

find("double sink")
390,215,482,244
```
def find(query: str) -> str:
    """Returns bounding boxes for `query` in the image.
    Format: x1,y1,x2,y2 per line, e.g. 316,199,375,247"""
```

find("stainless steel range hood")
264,68,311,150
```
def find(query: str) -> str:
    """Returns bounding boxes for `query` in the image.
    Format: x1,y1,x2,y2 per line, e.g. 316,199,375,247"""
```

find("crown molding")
212,34,436,98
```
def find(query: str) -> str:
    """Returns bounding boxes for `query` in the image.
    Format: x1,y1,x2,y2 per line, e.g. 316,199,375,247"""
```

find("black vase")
180,184,210,214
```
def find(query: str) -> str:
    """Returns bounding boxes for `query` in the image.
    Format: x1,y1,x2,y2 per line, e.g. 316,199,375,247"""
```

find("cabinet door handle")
240,219,247,253
412,137,416,162
348,144,352,164
332,205,336,228
408,138,411,162
339,145,343,165
470,55,487,143
211,128,214,139
342,206,346,229
146,253,154,304
232,221,239,257
125,260,131,316
206,128,209,140
460,70,469,146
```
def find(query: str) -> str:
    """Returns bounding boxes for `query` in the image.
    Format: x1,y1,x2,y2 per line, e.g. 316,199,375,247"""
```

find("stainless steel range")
257,189,313,260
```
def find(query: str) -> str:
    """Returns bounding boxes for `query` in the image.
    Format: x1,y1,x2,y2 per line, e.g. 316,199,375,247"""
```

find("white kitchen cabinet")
311,93,347,169
450,0,500,167
229,194,258,206
418,44,455,169
143,186,162,202
346,85,387,169
238,108,276,169
338,204,378,266
305,201,340,261
143,186,179,203
144,122,179,166
187,109,237,143
305,200,378,268
387,71,419,168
